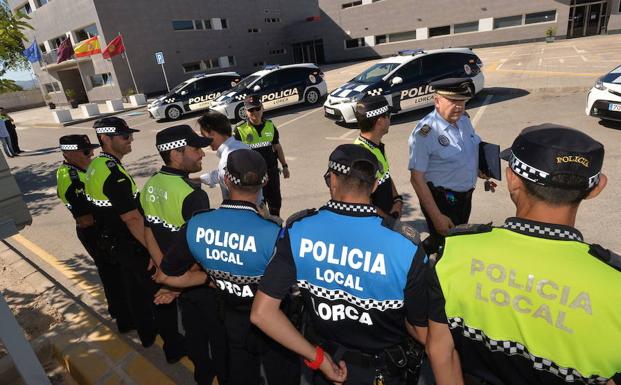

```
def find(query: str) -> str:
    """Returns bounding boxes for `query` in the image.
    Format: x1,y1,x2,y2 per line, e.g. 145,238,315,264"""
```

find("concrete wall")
608,0,621,32
0,90,45,112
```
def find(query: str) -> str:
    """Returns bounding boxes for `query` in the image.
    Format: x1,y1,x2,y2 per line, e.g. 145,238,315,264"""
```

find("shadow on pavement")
12,160,62,216
598,119,621,130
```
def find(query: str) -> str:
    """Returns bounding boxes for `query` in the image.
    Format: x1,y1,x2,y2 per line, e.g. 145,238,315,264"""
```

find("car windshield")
170,81,190,94
352,63,400,84
229,75,260,92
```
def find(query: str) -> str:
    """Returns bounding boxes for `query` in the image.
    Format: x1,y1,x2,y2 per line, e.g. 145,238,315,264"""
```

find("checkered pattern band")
60,144,79,151
367,88,383,96
588,173,600,189
509,153,549,184
157,139,187,152
95,126,117,134
220,203,258,213
248,141,272,149
145,215,180,232
503,220,583,241
378,171,390,185
365,105,390,118
224,170,268,186
449,317,608,384
235,94,247,101
64,203,72,210
298,281,402,311
326,200,377,214
328,161,351,175
209,269,261,286
86,194,112,207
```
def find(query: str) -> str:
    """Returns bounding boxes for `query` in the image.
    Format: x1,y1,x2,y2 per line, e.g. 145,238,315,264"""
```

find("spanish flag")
73,36,101,58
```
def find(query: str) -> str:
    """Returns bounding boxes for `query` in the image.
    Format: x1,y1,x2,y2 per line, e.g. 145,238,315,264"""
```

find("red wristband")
304,346,324,370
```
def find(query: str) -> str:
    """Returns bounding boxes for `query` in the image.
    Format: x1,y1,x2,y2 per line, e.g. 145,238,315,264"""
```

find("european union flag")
22,41,42,63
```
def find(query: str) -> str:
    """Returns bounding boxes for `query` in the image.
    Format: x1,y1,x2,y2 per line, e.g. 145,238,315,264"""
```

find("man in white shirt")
197,110,264,205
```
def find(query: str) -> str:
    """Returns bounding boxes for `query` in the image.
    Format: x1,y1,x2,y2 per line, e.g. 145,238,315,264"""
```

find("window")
342,1,362,9
429,25,450,37
74,24,98,42
194,20,204,30
34,0,48,7
248,28,260,33
17,3,32,15
345,37,365,49
494,15,523,29
269,48,286,55
90,73,113,88
183,62,202,73
353,62,400,84
388,30,417,42
265,17,281,23
38,44,47,53
393,60,422,82
254,61,266,67
172,20,194,31
375,35,387,45
525,10,556,24
204,58,220,69
50,36,66,49
220,18,228,29
44,82,60,93
204,19,212,29
421,53,455,77
454,21,479,34
228,56,236,66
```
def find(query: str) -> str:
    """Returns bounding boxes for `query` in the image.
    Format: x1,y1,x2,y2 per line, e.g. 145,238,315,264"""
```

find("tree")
0,1,33,93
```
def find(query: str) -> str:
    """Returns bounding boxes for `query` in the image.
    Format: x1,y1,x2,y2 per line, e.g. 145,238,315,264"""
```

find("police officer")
251,144,429,385
141,125,226,383
155,149,299,385
354,95,403,218
424,124,621,385
56,134,129,330
408,78,488,255
85,117,185,362
234,95,290,217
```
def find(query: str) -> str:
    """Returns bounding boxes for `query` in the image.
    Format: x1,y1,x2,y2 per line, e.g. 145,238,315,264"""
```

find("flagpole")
118,33,139,94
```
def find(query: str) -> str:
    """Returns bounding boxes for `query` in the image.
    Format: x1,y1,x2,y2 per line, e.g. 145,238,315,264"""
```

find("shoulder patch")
589,244,621,272
381,217,420,244
262,213,283,227
447,223,493,236
418,124,431,137
105,160,117,169
285,208,317,228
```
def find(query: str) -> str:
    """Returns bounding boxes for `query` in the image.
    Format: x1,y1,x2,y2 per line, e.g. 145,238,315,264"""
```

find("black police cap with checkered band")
354,95,391,123
225,149,268,186
500,124,604,190
155,124,212,152
93,116,139,135
59,134,100,152
327,144,379,184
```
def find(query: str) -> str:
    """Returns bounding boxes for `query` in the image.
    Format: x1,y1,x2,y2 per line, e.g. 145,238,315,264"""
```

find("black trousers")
179,286,227,385
116,239,185,358
262,167,282,217
77,226,131,325
224,308,300,385
5,120,21,153
421,182,473,255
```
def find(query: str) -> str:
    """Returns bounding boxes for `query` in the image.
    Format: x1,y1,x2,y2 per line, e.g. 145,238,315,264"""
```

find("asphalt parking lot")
4,33,621,382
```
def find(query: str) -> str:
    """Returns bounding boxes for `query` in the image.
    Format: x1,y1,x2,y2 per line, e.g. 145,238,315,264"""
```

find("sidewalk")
0,238,181,385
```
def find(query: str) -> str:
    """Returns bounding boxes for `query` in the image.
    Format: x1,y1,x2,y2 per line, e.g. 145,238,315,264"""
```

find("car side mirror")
391,77,403,86
180,90,188,96
253,85,261,92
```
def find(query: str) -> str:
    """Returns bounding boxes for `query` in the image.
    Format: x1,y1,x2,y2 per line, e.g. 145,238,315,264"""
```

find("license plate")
609,103,621,112
325,107,335,115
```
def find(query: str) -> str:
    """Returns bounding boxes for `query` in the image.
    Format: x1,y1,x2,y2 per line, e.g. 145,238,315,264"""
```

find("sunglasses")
246,107,261,113
323,171,332,187
108,133,132,140
82,149,93,156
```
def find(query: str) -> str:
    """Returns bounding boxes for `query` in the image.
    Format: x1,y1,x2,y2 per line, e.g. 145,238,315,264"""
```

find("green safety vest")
236,120,275,150
56,163,86,210
140,171,194,232
85,154,137,207
437,227,621,379
354,136,389,184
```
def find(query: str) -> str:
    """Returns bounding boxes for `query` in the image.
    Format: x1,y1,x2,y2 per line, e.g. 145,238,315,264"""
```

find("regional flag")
56,38,74,64
22,41,42,63
74,36,101,58
102,36,125,59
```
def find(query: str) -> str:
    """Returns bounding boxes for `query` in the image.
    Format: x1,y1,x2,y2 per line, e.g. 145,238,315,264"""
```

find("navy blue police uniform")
161,149,299,385
259,145,429,385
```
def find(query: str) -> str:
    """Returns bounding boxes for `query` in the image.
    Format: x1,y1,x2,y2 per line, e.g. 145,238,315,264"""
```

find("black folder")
478,142,502,181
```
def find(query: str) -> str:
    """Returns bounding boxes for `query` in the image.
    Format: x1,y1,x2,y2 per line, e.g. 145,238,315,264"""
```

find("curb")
61,106,147,127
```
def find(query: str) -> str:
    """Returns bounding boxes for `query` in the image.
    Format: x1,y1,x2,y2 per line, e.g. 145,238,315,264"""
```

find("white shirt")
0,119,8,138
200,136,264,204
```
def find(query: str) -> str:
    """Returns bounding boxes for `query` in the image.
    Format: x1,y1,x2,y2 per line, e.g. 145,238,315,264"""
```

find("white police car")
324,48,484,124
148,72,241,120
586,64,621,122
209,64,327,121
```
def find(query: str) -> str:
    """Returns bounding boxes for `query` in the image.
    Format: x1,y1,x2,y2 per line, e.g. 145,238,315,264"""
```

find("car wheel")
165,105,183,120
305,88,320,105
234,104,246,122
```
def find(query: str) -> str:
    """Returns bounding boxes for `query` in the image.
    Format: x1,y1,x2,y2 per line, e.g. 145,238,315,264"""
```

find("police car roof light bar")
397,49,424,56
263,64,280,71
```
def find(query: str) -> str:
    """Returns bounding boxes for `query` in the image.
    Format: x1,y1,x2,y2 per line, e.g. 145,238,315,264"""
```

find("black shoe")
165,348,187,364
117,321,136,334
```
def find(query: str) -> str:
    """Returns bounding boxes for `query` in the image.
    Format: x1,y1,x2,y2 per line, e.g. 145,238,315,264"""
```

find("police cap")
500,123,604,190
244,94,262,109
59,134,100,152
354,95,390,123
431,77,473,100
155,125,213,152
225,149,268,186
327,144,379,184
93,116,139,135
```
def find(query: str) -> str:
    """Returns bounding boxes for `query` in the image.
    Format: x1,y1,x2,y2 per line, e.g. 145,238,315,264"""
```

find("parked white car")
586,64,621,122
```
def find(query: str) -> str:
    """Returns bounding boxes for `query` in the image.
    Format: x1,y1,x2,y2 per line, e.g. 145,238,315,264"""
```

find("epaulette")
447,223,493,236
68,168,81,182
285,208,317,228
589,244,621,272
381,217,420,244
262,214,283,227
463,111,470,118
417,124,431,137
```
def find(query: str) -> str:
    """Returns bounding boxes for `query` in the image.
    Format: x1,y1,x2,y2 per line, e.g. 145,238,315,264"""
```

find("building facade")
10,0,621,105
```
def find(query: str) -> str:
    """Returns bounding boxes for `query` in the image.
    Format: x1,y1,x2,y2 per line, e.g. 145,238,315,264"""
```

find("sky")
2,68,36,81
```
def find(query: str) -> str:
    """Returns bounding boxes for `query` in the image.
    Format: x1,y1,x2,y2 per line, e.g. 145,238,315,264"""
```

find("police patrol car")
148,72,241,120
586,64,621,122
209,63,327,121
324,48,484,124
